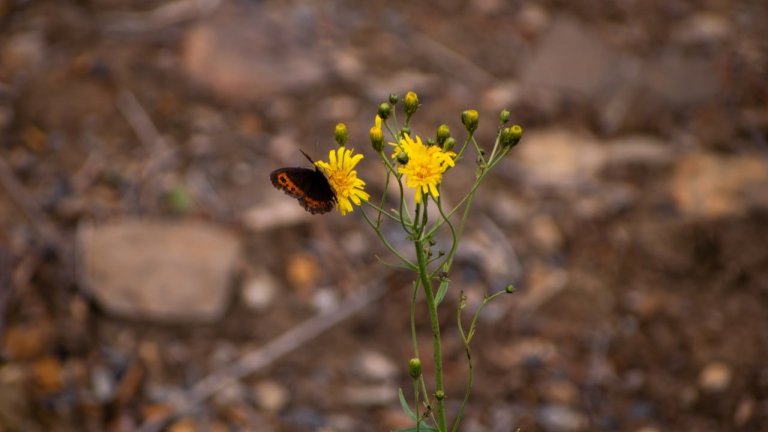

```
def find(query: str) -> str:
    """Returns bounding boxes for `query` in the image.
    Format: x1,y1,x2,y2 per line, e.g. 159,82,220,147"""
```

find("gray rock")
78,220,240,322
642,53,720,107
182,6,330,103
522,17,623,101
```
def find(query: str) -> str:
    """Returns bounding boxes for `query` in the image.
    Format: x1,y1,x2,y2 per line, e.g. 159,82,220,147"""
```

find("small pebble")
91,365,116,402
253,380,290,412
241,272,278,312
699,361,732,392
353,351,398,382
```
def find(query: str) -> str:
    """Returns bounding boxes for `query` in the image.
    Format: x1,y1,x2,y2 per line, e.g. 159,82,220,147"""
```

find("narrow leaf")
398,388,417,420
435,279,449,305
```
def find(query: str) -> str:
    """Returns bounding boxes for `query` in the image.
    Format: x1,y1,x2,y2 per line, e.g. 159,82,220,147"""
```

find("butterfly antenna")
299,149,315,165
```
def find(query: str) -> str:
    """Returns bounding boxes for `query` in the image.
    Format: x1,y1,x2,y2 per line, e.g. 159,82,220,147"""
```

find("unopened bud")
396,151,409,165
408,358,422,379
505,284,516,294
378,102,392,120
389,93,399,105
499,109,511,124
370,126,384,152
461,109,479,133
436,124,451,145
509,125,523,145
334,123,348,146
404,91,419,116
435,390,445,401
442,137,456,152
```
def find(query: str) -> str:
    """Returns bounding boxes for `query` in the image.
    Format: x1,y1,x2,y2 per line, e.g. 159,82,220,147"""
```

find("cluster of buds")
369,93,522,158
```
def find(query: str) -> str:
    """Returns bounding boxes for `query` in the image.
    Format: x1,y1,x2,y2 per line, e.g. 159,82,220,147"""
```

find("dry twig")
0,156,64,248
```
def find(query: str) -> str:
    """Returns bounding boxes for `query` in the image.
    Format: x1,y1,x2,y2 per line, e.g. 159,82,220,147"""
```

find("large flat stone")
521,17,623,100
671,153,768,219
182,6,330,103
78,220,240,323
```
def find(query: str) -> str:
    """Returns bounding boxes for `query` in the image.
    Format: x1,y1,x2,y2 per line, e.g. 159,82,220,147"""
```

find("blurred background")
1,0,767,431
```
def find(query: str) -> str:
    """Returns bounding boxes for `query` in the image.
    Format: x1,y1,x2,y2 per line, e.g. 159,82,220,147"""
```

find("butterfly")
270,150,337,214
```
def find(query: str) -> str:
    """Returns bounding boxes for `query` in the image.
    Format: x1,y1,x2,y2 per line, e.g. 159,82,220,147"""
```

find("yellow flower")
396,134,456,204
315,147,370,215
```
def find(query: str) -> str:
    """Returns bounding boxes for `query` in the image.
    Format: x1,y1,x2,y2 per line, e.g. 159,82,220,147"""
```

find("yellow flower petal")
396,134,455,204
315,147,369,216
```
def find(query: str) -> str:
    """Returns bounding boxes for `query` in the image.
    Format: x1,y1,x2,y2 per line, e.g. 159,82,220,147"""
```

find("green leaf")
398,388,417,420
435,279,449,306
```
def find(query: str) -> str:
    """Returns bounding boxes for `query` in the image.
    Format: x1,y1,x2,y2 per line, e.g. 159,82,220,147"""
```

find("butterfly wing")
270,167,336,214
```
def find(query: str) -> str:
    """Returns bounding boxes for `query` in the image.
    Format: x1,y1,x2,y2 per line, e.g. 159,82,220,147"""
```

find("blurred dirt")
1,1,768,431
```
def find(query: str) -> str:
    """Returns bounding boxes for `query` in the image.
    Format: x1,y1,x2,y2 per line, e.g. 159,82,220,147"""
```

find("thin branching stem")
360,209,416,270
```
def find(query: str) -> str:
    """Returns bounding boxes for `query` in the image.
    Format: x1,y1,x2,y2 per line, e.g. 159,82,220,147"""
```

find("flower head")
315,147,370,215
395,134,456,204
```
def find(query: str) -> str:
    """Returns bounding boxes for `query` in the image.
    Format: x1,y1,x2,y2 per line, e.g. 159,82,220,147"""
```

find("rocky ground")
1,0,767,431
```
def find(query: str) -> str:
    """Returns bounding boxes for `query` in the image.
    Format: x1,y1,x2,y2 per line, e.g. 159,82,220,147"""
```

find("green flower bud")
396,151,409,165
505,283,516,294
499,127,513,147
442,137,456,152
400,126,411,137
499,109,511,124
404,91,419,116
334,123,348,146
426,137,437,146
509,124,523,145
436,124,451,145
378,102,392,120
370,126,384,152
389,93,399,105
500,125,523,148
435,390,445,401
408,358,422,379
461,109,479,133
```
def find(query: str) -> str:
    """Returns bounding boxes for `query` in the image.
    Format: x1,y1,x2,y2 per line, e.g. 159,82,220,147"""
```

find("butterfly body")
270,158,336,214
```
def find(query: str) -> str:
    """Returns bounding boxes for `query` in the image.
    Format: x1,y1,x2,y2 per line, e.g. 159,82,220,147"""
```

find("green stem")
452,290,506,431
414,377,421,432
410,280,420,359
376,167,392,227
415,239,446,431
360,209,416,270
451,346,473,432
362,201,401,224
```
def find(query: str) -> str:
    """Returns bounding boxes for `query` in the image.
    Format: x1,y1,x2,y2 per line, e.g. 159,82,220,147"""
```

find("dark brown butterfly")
270,150,336,214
